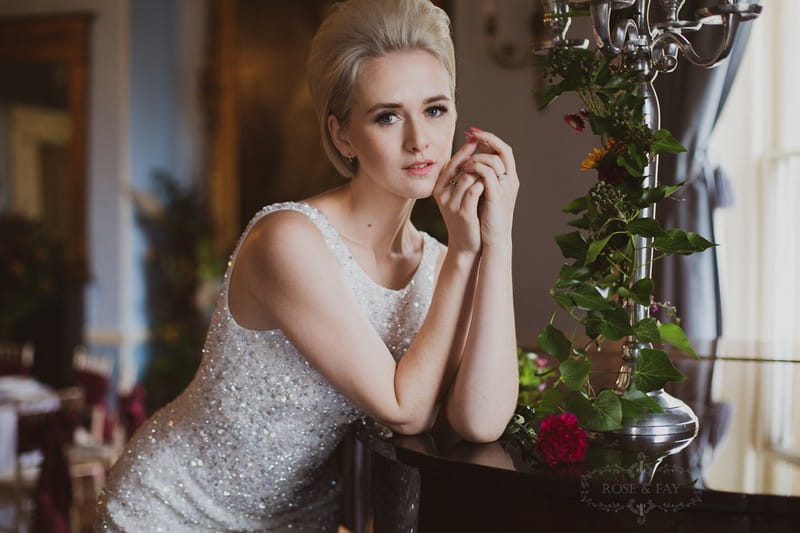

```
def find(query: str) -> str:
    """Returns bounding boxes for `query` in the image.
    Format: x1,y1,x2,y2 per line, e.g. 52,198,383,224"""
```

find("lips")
404,160,434,170
403,160,435,176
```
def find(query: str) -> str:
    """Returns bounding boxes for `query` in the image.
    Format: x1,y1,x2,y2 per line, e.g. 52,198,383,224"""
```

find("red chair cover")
18,409,75,533
73,368,114,442
118,385,147,440
0,362,30,376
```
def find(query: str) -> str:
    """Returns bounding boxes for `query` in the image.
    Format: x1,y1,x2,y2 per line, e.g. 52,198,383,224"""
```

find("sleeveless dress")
96,202,442,532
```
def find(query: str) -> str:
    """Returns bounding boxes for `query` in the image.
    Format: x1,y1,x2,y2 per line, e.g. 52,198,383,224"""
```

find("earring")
347,155,355,165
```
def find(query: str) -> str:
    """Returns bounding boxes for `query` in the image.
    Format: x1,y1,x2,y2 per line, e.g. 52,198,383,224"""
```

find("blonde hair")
307,0,455,177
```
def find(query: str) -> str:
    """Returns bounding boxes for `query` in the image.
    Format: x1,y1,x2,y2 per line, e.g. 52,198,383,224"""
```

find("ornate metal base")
600,389,699,457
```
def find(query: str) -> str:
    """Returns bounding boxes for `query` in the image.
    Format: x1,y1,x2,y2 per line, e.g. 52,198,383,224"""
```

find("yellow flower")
581,147,606,170
580,137,623,171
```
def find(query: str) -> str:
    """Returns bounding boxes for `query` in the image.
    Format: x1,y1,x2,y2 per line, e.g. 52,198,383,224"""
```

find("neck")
334,179,418,256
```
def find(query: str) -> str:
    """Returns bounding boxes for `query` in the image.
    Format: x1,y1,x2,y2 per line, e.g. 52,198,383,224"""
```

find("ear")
328,114,355,159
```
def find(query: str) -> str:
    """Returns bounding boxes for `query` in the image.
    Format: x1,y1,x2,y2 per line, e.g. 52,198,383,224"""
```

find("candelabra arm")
652,15,739,68
590,0,640,54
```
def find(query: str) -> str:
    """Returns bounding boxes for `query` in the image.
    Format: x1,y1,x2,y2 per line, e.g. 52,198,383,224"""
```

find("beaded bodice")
96,202,441,532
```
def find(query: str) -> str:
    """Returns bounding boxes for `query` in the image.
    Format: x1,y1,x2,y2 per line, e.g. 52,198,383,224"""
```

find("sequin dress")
96,202,441,532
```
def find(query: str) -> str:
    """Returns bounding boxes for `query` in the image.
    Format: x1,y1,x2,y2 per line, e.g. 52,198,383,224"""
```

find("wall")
0,0,133,380
0,0,207,390
453,0,597,346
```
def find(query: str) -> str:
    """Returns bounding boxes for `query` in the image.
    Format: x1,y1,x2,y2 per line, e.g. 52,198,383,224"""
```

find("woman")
96,0,518,530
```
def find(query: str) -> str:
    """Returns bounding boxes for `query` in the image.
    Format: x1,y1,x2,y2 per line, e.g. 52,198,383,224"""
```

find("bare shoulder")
241,209,329,269
229,209,338,329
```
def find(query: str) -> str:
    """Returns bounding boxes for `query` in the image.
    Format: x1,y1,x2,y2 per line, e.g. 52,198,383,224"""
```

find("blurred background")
0,0,797,531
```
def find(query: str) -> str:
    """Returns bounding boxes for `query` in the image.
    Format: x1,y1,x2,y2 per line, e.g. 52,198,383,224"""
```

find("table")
350,341,800,532
0,376,61,475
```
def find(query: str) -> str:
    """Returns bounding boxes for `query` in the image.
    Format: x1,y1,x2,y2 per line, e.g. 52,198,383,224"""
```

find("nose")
404,118,430,153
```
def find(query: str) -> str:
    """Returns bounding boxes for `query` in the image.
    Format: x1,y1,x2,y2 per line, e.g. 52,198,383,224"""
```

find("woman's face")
335,49,456,199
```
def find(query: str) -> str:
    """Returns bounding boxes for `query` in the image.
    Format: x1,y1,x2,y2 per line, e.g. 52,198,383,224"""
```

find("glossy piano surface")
346,339,800,532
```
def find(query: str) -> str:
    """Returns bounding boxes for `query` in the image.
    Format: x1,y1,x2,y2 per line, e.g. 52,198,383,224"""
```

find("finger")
435,136,479,193
466,127,515,174
447,173,478,208
460,179,484,215
466,153,506,178
461,161,500,200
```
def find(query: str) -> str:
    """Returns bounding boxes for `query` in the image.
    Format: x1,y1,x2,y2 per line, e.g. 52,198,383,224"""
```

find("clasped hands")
434,127,519,255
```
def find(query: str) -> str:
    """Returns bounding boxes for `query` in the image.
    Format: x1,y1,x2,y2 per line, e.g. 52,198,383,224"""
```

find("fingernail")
469,126,484,133
464,131,478,142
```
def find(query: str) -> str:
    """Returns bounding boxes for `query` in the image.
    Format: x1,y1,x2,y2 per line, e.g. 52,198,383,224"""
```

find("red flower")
536,413,587,466
563,113,586,132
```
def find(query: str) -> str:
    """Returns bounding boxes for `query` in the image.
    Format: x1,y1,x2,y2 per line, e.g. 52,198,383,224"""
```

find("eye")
375,112,399,125
426,105,448,118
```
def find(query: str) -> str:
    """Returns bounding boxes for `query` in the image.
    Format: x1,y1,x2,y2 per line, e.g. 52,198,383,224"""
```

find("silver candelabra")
535,0,761,448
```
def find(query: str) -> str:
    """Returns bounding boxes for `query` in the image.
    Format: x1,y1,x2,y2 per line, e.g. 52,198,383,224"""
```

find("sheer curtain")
706,1,800,496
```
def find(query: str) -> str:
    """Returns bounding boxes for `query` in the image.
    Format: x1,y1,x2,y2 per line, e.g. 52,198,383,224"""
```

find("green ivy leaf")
560,359,591,391
553,291,574,311
627,143,647,170
591,53,613,84
617,286,632,298
633,317,660,343
658,322,698,358
555,231,588,262
641,184,684,204
588,114,613,137
564,390,594,424
598,306,634,340
653,229,715,255
617,153,644,178
583,389,623,431
633,348,686,392
620,388,664,423
687,232,716,252
630,277,654,306
651,129,686,155
628,217,666,238
537,324,571,362
563,196,589,214
567,215,591,229
585,234,614,264
555,265,592,288
571,284,614,311
585,313,603,340
535,388,565,417
604,74,630,89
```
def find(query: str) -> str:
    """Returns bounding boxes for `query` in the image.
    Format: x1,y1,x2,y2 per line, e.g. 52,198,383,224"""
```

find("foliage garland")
504,43,716,457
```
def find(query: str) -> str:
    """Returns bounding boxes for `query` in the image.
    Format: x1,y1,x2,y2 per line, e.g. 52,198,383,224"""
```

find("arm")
444,128,520,443
232,143,483,435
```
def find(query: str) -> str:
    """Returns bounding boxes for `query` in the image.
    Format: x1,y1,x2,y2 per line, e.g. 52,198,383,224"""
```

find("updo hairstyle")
307,0,455,177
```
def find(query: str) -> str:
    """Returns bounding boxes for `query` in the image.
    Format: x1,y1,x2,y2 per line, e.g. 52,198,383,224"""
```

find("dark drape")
653,2,755,339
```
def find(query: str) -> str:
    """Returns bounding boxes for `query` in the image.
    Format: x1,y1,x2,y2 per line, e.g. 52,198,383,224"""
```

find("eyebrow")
365,94,451,114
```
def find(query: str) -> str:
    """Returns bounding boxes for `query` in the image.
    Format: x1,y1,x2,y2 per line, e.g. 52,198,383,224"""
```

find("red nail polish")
469,126,484,133
464,131,478,142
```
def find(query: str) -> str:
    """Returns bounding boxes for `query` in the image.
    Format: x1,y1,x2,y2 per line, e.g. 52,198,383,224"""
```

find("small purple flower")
650,303,660,314
563,113,586,132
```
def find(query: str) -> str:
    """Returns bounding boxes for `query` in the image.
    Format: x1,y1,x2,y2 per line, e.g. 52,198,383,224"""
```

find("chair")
0,342,34,376
67,348,123,531
0,395,70,533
